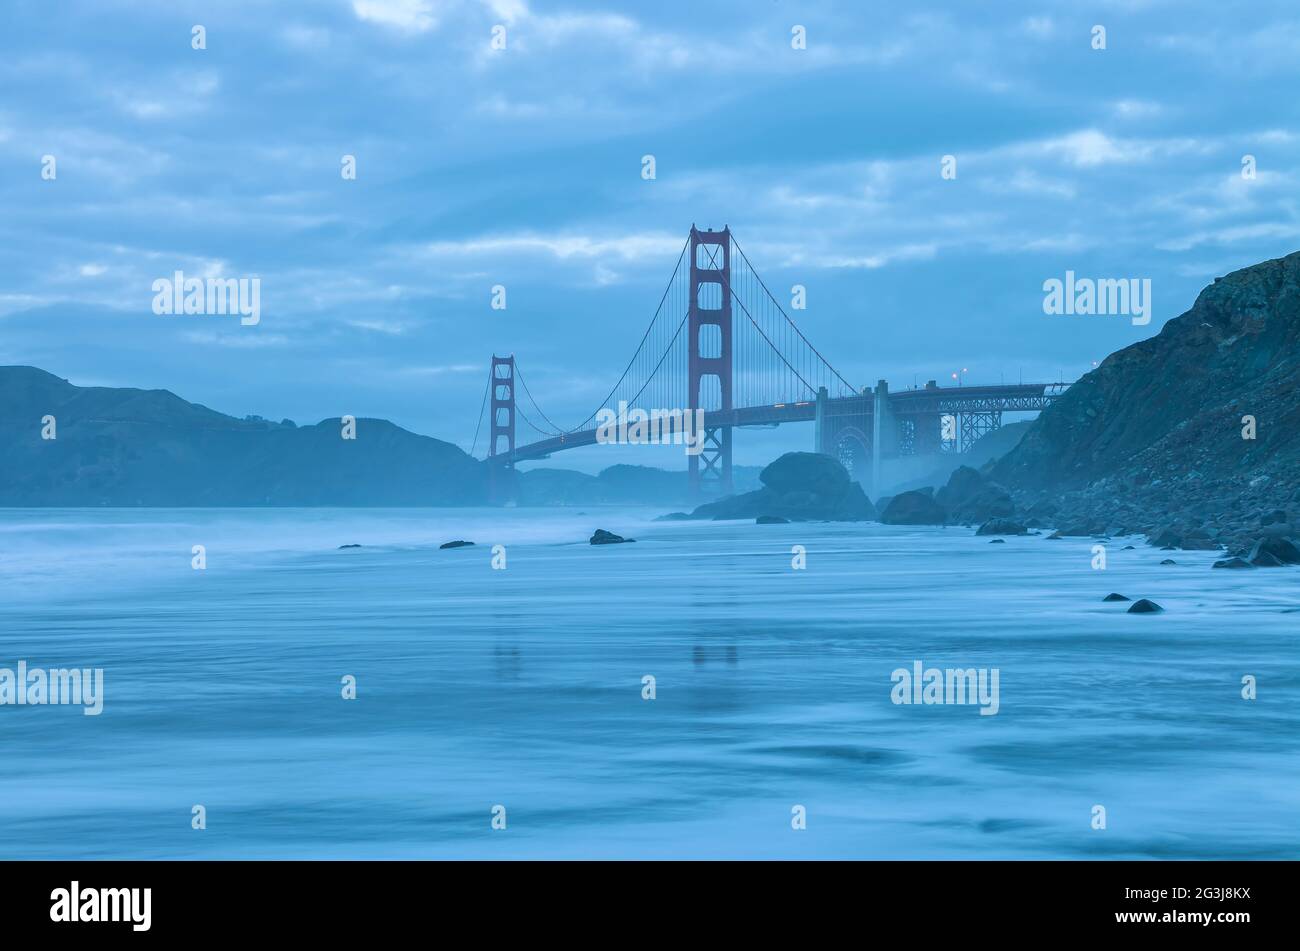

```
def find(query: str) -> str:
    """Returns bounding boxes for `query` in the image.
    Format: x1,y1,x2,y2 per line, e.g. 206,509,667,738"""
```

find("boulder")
1248,548,1283,567
439,540,474,549
590,529,635,545
988,538,1006,544
1247,536,1300,566
338,543,362,549
1127,599,1164,614
1159,558,1177,565
760,451,849,497
687,452,875,522
935,466,1014,524
1102,593,1131,601
879,488,947,525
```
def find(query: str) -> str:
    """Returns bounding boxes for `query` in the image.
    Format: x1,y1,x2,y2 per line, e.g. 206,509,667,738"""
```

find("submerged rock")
1160,558,1177,565
1212,556,1253,569
590,529,635,545
976,517,1027,536
439,540,474,549
755,515,790,524
1102,593,1131,602
338,543,362,549
988,538,1006,544
1127,598,1165,614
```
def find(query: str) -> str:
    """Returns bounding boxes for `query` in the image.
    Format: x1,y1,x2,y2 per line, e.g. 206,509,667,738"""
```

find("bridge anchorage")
472,226,1062,503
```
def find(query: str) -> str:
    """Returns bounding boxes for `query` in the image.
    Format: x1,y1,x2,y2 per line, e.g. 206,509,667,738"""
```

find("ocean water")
0,507,1297,860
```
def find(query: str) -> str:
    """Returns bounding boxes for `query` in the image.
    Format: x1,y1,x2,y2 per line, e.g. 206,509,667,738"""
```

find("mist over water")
1,508,1296,859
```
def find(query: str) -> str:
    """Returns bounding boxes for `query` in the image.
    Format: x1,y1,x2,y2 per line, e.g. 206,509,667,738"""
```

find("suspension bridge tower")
488,354,516,502
688,226,733,497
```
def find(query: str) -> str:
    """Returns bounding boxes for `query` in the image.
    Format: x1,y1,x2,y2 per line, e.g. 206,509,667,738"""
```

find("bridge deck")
502,383,1060,463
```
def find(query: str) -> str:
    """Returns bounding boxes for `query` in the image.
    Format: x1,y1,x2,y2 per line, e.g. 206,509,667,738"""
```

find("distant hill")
992,251,1300,525
516,462,764,506
0,366,485,505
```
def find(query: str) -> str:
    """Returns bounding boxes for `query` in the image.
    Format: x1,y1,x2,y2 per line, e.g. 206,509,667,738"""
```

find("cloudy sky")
2,0,1298,469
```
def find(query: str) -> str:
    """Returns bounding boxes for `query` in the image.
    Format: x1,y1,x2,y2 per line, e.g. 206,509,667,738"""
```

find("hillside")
0,366,486,506
993,251,1300,539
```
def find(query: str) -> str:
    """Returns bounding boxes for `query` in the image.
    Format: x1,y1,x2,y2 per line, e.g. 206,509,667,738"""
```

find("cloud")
419,232,685,262
352,0,442,33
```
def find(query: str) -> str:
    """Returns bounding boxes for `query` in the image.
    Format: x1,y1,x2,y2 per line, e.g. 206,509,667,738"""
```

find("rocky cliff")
992,251,1300,547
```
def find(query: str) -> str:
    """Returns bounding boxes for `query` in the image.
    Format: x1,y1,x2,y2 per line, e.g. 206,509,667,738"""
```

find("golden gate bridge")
471,226,1062,498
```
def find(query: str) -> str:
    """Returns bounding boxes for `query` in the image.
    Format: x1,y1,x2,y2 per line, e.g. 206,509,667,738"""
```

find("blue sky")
2,0,1298,470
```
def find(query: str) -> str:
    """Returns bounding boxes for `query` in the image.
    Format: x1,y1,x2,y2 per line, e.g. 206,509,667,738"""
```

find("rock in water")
760,451,849,497
988,538,1006,544
879,488,946,525
1127,599,1165,614
338,543,362,549
976,517,1027,536
440,540,474,549
1247,536,1300,566
1102,593,1131,602
1247,548,1283,567
685,452,875,522
1160,558,1177,565
590,529,635,545
1213,557,1253,569
755,515,790,524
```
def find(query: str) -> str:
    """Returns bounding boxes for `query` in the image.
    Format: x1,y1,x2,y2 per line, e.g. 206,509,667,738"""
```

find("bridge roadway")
506,382,1060,463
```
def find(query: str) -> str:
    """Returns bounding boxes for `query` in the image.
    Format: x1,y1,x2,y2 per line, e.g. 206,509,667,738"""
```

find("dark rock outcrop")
936,466,1014,524
590,529,635,545
338,543,362,549
439,540,474,549
687,452,875,522
756,515,790,524
879,488,946,525
992,252,1300,541
1102,593,1131,601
